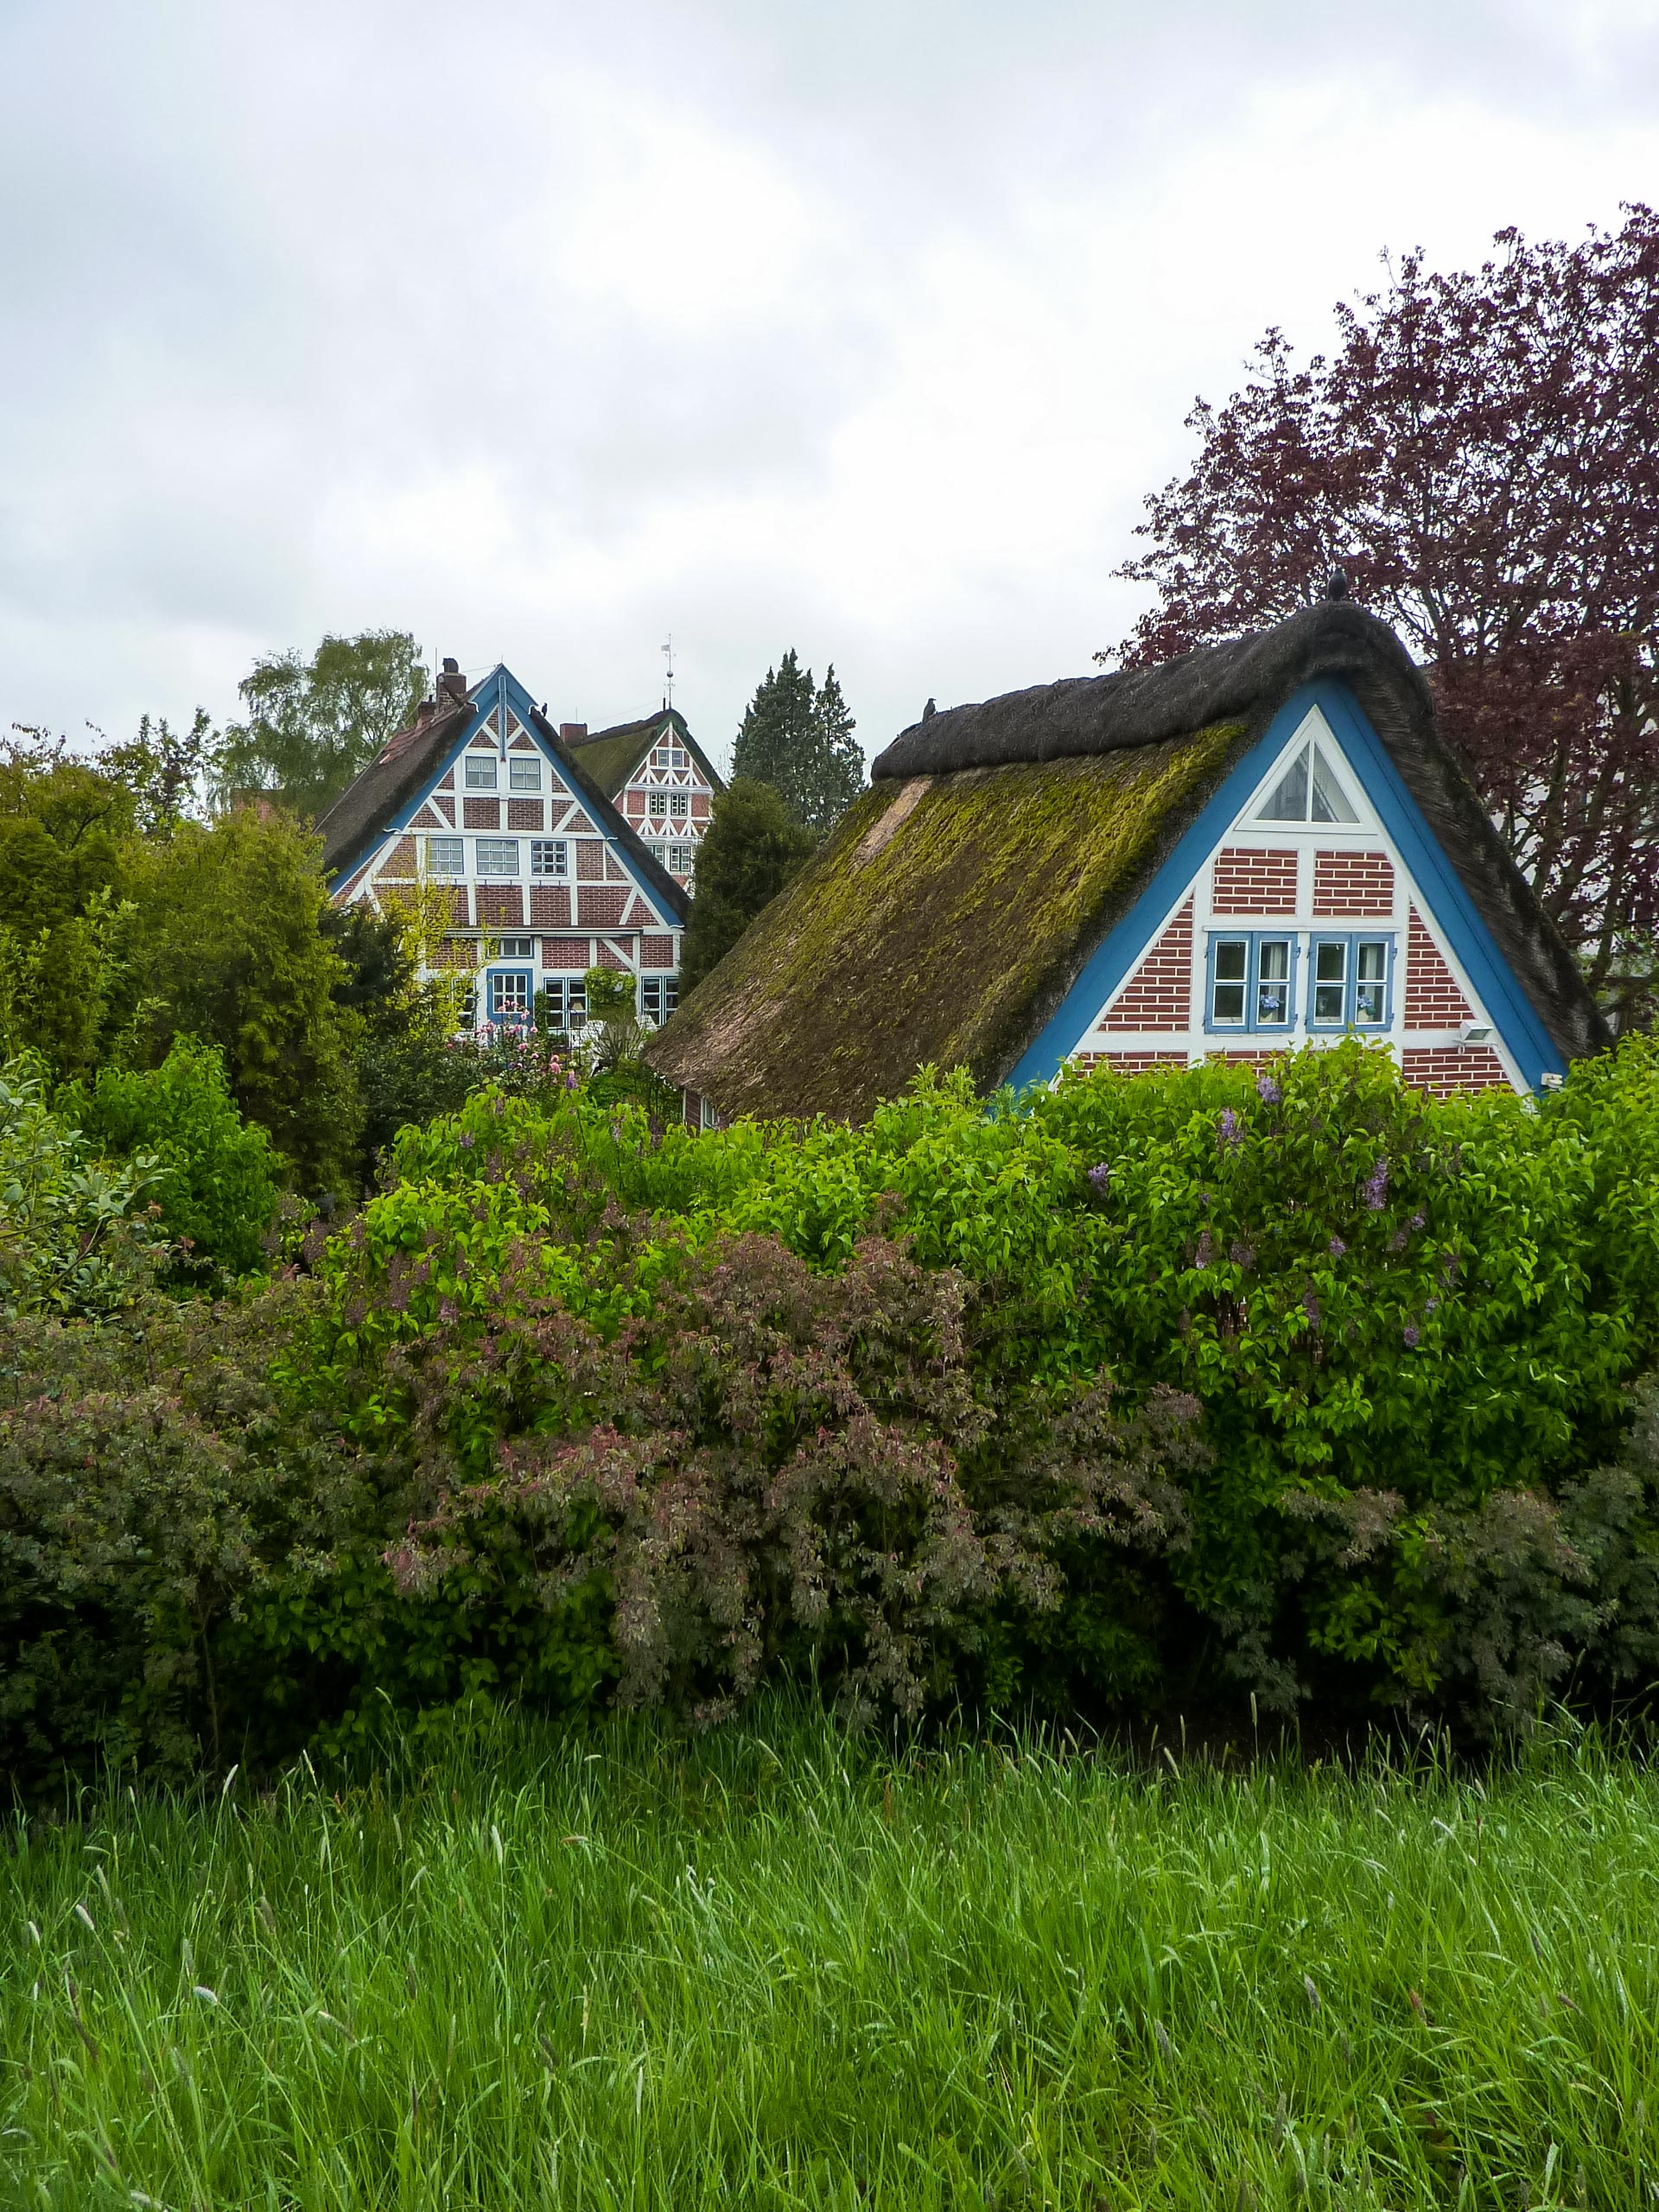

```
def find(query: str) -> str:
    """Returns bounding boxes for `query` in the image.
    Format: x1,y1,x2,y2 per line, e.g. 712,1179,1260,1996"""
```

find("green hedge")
10,1039,1659,1784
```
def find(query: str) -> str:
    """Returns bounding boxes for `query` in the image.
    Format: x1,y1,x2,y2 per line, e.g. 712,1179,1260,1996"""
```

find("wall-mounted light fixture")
1459,1020,1493,1044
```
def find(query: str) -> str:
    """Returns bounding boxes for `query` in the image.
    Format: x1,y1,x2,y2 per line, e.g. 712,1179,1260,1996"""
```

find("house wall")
337,683,683,1032
615,729,716,889
1064,706,1523,1098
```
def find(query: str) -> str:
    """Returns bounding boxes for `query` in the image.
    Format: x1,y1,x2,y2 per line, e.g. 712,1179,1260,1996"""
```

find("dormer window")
1255,738,1358,824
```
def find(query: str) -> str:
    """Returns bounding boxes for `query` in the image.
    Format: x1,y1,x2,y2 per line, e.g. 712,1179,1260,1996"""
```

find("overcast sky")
3,0,1657,773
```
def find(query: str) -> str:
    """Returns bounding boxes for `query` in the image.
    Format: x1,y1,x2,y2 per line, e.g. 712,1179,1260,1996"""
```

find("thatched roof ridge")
874,603,1430,778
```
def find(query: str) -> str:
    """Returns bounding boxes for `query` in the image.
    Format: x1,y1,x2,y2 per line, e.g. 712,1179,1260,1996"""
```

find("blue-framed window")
1205,931,1298,1033
1307,934,1394,1030
539,976,587,1031
487,969,533,1023
639,976,677,1026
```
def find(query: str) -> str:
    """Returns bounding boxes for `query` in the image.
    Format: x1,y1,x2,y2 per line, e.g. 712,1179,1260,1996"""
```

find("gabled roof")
644,603,1608,1122
315,696,474,882
564,708,725,801
315,669,690,922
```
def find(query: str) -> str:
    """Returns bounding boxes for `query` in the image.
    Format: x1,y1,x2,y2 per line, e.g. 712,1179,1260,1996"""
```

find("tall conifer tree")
732,652,864,835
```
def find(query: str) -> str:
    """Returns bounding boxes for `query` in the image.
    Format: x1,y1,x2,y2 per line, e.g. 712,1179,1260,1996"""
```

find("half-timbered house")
553,709,723,891
645,602,1608,1123
317,659,688,1030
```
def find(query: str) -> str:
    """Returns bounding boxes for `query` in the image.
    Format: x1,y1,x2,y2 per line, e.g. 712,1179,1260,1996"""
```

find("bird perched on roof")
1326,567,1351,601
922,697,937,720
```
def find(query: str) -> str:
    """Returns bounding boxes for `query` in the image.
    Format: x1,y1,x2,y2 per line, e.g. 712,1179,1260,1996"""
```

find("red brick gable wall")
1402,1045,1508,1096
1313,850,1394,915
1071,1050,1187,1075
1100,898,1193,1031
1404,908,1471,1027
1212,849,1298,915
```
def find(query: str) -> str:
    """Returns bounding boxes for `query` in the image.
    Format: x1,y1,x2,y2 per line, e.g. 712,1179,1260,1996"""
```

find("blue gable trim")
361,664,679,931
1006,679,1567,1095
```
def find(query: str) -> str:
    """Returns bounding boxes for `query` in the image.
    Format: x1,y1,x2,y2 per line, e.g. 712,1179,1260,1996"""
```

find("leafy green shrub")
0,1061,167,1318
0,1279,610,1792
385,1227,1204,1723
317,1039,1659,1732
60,1036,280,1278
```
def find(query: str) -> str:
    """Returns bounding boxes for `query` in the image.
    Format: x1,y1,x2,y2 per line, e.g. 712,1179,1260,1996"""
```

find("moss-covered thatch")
645,603,1609,1122
645,726,1240,1122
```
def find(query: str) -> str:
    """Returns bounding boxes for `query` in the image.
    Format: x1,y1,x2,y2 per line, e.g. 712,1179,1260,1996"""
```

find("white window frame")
475,837,520,878
464,753,499,791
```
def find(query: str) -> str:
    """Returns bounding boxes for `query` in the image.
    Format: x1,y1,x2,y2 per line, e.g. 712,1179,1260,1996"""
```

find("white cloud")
1,0,1656,766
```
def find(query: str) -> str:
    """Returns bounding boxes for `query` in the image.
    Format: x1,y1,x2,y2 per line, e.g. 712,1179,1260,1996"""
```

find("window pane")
464,754,498,790
428,837,464,876
509,756,542,791
495,936,533,957
1258,745,1309,821
490,972,531,1017
1312,939,1346,1023
670,792,689,817
530,840,567,877
475,838,519,876
1310,743,1360,824
1212,937,1247,1023
1355,942,1388,1024
1256,938,1291,1025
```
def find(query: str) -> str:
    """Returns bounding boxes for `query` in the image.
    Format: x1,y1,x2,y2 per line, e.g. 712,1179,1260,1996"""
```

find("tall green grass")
3,1707,1657,2209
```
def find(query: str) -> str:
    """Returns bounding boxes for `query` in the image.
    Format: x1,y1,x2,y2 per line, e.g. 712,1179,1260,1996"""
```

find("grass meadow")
3,1707,1658,2210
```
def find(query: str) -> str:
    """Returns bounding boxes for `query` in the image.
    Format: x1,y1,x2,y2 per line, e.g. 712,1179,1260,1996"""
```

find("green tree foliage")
678,778,817,994
99,708,220,836
60,1037,280,1279
215,630,427,821
0,1064,168,1318
730,650,864,835
125,810,363,1196
0,735,137,1083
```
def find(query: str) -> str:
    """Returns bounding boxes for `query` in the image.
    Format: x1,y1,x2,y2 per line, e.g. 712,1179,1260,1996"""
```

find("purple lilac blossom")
1363,1158,1389,1210
1402,1323,1421,1347
1218,1108,1243,1153
1255,1074,1281,1104
1328,1236,1346,1258
1087,1162,1110,1197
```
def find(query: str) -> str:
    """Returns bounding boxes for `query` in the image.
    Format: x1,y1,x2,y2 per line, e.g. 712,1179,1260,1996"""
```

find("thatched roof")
315,674,690,922
564,708,725,802
644,604,1607,1121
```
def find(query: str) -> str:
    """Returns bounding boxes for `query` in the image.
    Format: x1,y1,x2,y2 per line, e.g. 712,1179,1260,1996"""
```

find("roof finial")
661,632,675,710
1326,566,1351,601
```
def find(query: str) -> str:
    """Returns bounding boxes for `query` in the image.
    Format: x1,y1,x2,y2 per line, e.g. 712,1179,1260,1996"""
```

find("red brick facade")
380,836,416,878
1071,1050,1187,1075
463,798,500,830
507,798,543,830
1211,848,1298,915
542,937,589,969
1402,1045,1508,1096
1101,899,1194,1031
576,840,604,880
476,886,524,927
530,884,569,927
576,885,628,926
1403,908,1471,1027
1313,849,1394,916
639,934,675,969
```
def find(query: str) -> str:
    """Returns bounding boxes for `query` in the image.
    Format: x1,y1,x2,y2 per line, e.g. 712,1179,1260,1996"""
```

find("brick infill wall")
1100,899,1193,1031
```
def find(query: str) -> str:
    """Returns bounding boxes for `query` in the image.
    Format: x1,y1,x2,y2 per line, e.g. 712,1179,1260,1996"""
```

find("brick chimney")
436,656,467,707
560,721,588,744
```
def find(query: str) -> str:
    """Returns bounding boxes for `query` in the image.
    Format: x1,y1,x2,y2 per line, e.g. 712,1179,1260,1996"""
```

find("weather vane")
661,633,675,710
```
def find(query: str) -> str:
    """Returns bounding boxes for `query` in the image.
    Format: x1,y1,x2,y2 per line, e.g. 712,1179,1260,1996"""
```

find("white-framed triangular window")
1248,710,1370,828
